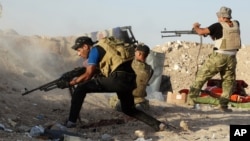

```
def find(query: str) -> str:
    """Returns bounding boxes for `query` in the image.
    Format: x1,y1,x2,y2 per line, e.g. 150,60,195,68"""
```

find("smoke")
0,33,79,89
0,36,49,81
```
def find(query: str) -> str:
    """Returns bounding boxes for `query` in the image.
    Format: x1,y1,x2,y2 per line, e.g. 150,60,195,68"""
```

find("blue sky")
0,0,249,47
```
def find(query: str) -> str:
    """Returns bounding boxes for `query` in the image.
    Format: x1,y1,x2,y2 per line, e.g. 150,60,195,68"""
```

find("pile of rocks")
152,40,250,94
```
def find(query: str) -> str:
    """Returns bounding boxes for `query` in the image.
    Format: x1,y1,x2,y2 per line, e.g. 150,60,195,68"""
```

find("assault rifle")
22,67,86,96
161,28,197,38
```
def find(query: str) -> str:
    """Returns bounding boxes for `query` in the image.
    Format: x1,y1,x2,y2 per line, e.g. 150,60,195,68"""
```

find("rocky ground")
0,31,250,141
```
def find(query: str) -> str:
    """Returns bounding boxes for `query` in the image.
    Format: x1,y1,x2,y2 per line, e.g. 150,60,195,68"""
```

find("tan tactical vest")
97,37,135,77
214,21,241,50
132,59,153,103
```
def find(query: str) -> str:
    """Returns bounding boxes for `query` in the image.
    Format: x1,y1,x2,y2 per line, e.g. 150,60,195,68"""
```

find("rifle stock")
22,67,86,96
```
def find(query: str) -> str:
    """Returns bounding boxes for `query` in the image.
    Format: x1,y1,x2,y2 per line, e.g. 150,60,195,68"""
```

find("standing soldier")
187,6,241,112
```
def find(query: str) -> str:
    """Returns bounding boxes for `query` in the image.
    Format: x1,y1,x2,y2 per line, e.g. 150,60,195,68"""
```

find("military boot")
135,100,150,111
186,87,201,106
218,98,232,112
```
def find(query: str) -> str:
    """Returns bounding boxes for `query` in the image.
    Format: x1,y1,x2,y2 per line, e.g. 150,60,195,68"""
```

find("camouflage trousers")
188,51,237,107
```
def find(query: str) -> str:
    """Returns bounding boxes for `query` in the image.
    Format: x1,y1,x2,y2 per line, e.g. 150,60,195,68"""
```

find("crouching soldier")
109,44,153,111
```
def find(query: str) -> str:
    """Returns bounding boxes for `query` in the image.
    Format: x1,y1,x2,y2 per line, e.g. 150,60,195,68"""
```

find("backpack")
96,36,135,76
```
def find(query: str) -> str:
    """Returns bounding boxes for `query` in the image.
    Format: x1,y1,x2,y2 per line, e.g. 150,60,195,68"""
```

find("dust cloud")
0,30,80,92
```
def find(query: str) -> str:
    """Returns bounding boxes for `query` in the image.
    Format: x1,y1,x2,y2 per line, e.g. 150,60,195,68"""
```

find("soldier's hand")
70,79,78,86
193,22,201,29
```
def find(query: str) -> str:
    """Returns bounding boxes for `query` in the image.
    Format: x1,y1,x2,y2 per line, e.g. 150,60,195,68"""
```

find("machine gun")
120,26,138,44
161,28,197,38
22,67,86,96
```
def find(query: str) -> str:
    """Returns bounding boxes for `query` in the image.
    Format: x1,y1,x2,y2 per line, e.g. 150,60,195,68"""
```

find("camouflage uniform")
109,59,153,111
188,7,240,111
132,59,153,109
187,52,237,107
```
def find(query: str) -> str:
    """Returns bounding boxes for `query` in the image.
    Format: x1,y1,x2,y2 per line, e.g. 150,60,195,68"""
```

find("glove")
56,80,69,89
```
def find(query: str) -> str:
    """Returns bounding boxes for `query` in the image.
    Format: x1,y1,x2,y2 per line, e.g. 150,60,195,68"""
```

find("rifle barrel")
22,67,86,96
161,35,181,38
161,30,196,34
22,79,59,96
22,87,40,96
161,29,197,38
